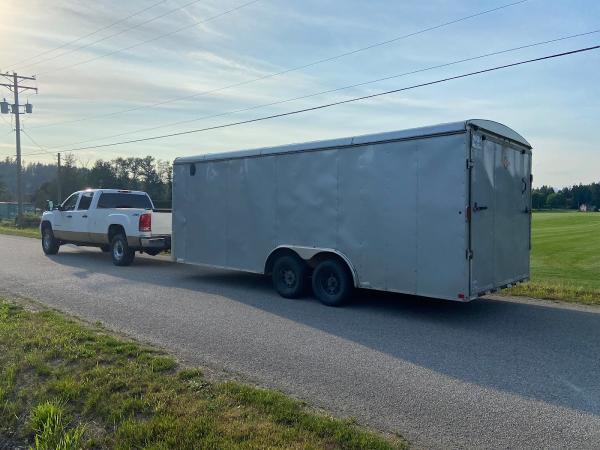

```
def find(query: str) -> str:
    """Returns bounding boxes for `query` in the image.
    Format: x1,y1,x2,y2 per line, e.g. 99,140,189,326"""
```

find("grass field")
504,211,600,305
0,298,406,449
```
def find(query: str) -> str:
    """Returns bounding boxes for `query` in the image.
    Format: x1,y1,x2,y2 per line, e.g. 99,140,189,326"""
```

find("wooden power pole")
0,72,37,226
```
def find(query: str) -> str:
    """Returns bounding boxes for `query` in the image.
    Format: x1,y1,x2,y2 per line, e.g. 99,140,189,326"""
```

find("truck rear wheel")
312,259,353,306
41,226,60,255
272,254,308,298
111,234,135,266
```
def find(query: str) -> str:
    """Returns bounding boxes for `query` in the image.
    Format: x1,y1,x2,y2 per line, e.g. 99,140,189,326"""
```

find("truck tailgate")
151,211,172,236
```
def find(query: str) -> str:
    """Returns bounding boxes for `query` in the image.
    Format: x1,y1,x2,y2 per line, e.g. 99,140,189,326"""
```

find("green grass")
504,212,600,305
0,298,407,449
0,221,40,238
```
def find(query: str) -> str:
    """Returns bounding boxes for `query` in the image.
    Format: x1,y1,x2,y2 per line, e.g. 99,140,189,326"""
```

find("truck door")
52,192,79,240
71,191,94,242
469,132,531,296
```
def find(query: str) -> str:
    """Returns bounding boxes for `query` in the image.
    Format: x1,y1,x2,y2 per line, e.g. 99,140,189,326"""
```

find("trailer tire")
272,254,309,299
312,259,352,306
111,234,135,266
41,225,60,255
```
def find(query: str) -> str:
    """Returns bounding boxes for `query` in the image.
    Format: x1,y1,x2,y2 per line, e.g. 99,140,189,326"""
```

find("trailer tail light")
458,293,465,300
139,213,152,232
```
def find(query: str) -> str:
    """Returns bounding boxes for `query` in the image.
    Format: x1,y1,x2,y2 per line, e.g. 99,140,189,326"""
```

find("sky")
0,0,599,187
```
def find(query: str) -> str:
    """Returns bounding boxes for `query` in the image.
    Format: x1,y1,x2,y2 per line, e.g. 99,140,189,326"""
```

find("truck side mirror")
46,200,54,211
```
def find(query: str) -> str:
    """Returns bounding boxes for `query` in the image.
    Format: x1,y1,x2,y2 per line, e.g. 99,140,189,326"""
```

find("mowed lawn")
505,211,600,305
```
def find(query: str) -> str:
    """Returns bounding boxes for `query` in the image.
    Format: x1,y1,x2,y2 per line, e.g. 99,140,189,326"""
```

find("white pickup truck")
40,189,171,266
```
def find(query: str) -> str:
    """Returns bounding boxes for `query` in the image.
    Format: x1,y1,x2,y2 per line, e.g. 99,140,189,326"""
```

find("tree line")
0,155,173,209
1,155,599,211
532,184,600,210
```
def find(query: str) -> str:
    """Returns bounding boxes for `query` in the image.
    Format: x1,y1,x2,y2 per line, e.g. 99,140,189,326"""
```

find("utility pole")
57,153,62,203
0,72,37,226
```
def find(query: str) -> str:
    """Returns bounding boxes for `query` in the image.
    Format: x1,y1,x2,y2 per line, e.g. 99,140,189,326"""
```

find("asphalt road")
1,234,600,449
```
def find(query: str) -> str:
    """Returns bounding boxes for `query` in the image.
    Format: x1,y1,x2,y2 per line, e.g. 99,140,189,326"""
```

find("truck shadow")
51,248,600,417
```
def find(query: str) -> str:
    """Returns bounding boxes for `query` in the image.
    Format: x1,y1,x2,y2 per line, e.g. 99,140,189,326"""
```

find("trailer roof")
175,119,531,165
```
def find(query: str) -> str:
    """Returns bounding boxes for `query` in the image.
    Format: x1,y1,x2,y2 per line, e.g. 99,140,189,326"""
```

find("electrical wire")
5,0,168,70
16,0,210,72
32,0,260,76
43,29,600,152
21,128,55,157
22,45,600,157
31,0,529,130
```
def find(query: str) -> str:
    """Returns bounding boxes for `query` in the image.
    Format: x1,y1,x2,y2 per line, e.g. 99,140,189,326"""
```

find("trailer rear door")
469,131,531,296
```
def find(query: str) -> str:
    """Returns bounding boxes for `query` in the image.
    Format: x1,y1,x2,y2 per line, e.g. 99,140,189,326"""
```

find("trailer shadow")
51,248,600,417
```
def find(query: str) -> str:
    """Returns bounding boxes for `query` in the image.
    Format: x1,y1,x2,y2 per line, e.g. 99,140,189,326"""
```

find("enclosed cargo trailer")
172,119,532,306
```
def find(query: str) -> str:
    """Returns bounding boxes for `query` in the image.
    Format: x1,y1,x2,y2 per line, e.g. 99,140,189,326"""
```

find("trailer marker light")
458,293,465,300
139,213,152,232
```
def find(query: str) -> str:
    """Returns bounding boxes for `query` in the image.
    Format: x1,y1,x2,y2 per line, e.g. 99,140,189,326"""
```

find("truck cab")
40,189,171,266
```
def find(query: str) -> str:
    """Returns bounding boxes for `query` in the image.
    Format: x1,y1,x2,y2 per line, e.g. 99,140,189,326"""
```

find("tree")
0,177,10,201
546,192,566,209
88,160,118,188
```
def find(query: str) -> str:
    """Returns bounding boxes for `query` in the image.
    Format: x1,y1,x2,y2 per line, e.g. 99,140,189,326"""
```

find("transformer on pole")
0,72,37,226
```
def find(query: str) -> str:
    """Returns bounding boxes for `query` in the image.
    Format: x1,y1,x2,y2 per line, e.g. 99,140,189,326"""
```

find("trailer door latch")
466,249,473,260
466,159,474,169
473,202,488,212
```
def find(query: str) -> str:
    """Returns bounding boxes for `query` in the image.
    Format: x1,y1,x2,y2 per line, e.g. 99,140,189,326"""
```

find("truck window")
77,192,94,210
61,193,79,211
97,193,152,209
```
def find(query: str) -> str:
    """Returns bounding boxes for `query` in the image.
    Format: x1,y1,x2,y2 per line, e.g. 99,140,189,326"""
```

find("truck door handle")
66,215,72,218
473,203,488,212
82,215,88,218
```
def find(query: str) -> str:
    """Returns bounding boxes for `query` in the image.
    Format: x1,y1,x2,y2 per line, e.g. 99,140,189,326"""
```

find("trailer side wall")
173,132,469,300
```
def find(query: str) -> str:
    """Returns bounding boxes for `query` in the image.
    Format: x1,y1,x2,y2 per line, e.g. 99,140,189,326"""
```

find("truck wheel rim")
43,231,51,250
114,241,124,259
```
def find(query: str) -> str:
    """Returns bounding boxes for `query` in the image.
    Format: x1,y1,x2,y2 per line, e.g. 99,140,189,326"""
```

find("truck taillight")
139,213,151,232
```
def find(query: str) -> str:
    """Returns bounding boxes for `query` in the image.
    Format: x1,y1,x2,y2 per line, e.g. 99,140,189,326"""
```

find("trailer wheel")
312,259,352,306
272,254,308,298
111,234,135,266
41,226,60,255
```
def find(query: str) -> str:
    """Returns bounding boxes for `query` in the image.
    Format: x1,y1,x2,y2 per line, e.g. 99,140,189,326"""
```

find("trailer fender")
265,245,359,288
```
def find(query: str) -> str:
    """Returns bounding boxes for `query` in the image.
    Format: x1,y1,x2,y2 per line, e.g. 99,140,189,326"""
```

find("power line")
44,29,600,152
5,0,168,70
21,128,55,157
31,0,529,130
17,0,208,72
22,45,600,157
33,0,261,76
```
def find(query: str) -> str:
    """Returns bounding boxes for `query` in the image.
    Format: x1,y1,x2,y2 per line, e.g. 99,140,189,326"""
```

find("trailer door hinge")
466,249,473,260
466,159,474,169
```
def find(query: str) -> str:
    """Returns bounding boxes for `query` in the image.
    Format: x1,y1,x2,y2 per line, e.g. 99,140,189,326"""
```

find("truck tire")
312,259,353,306
272,254,308,298
100,245,110,253
41,226,60,255
111,234,135,266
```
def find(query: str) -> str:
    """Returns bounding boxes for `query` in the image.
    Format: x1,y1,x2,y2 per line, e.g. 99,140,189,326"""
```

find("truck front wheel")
312,259,353,307
111,234,135,266
272,254,308,298
41,226,60,255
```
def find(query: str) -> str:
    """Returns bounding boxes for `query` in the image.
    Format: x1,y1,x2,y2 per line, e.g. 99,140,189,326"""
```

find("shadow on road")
50,247,600,416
